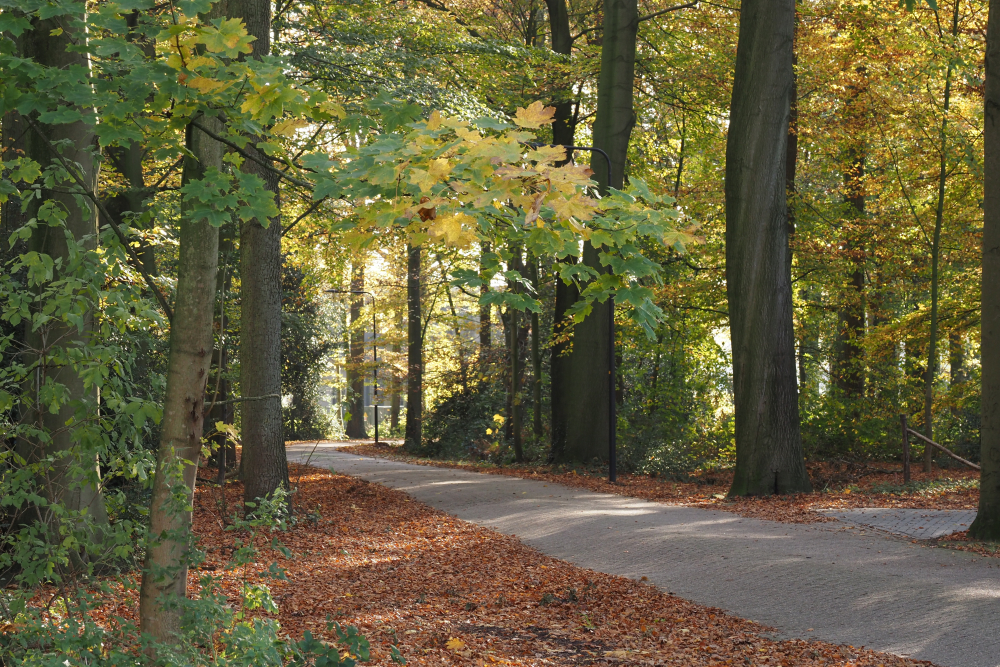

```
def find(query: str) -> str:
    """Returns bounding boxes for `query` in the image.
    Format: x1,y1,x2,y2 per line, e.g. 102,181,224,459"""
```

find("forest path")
287,444,1000,667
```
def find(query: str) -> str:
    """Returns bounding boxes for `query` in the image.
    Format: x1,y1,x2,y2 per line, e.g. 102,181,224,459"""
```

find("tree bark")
20,10,110,548
231,0,289,502
835,83,867,404
345,263,367,439
139,120,221,643
405,243,423,450
724,0,811,496
970,0,1000,541
552,0,636,463
529,257,543,442
545,0,576,149
924,0,961,472
479,241,492,360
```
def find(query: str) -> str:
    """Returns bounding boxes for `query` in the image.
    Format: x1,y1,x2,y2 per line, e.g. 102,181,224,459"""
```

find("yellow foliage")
514,101,556,128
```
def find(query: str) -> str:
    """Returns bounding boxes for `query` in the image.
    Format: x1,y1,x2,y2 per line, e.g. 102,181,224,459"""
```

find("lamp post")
326,289,380,444
529,143,617,483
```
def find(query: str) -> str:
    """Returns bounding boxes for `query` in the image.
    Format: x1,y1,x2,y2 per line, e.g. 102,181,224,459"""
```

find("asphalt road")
287,444,1000,667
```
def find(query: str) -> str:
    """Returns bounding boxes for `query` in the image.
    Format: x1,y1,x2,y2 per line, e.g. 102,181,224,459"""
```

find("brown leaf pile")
340,442,979,526
173,463,933,665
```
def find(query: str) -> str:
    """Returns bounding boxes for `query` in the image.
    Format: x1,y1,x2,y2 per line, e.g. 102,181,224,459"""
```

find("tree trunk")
139,120,221,643
346,264,367,438
924,0,961,473
405,243,423,450
20,11,110,548
545,0,576,149
949,330,966,386
835,136,866,402
552,0,636,463
231,0,288,503
479,241,491,360
724,0,811,496
391,308,402,430
970,0,1000,541
530,257,543,442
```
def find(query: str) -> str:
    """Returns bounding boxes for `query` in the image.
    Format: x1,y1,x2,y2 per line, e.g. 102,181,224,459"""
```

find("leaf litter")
173,462,936,665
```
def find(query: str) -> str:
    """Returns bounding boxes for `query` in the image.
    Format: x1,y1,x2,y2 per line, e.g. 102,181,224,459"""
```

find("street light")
326,289,380,444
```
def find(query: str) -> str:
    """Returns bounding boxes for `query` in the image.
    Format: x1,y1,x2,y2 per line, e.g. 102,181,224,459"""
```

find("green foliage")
281,259,334,440
420,371,507,460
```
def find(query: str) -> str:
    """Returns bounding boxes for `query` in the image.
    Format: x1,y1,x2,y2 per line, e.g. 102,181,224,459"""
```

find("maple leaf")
550,194,598,222
200,18,255,57
445,638,465,651
186,76,229,93
514,101,556,128
409,158,453,192
272,118,310,137
524,193,545,226
426,109,443,131
526,144,570,166
428,211,476,247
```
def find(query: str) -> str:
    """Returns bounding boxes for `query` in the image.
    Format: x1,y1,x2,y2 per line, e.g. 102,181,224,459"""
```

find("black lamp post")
326,289,380,444
527,143,617,482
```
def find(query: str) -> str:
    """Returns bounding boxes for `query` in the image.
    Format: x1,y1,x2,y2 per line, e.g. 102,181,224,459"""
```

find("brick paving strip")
287,444,1000,667
819,509,979,540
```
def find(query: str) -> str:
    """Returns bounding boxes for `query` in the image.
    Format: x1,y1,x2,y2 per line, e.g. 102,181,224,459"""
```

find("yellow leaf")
428,211,475,248
409,158,452,192
49,27,63,36
187,76,229,93
426,110,442,131
526,144,569,166
514,101,556,128
272,118,310,137
445,638,465,651
524,193,545,227
550,194,598,222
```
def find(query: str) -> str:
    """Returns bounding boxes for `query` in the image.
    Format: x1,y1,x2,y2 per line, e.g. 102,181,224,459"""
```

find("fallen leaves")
180,461,938,665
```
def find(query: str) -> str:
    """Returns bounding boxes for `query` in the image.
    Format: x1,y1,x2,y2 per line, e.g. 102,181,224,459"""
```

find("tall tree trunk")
20,11,110,548
231,0,288,503
553,0,637,463
345,264,367,438
545,0,576,149
139,120,222,643
724,0,811,496
970,0,1000,541
949,330,966,385
546,0,580,461
924,0,961,472
835,106,867,403
390,308,402,430
405,243,423,451
479,241,491,361
529,257,543,441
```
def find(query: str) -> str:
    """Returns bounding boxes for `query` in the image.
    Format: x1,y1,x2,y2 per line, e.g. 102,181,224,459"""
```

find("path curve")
287,444,1000,667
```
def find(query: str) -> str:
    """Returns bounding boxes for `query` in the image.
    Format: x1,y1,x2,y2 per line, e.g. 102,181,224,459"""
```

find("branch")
24,117,174,321
638,1,698,22
189,119,315,190
404,0,482,38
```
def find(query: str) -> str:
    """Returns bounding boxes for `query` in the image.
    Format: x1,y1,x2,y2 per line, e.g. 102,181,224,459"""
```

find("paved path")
288,445,1000,667
820,508,978,540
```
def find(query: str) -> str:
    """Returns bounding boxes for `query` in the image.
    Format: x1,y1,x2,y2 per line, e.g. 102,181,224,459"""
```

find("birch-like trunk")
138,120,221,642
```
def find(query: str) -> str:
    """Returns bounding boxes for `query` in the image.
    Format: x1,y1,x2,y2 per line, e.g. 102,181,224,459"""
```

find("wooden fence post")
900,414,911,483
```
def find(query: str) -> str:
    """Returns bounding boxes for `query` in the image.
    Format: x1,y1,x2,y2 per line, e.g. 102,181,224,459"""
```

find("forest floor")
334,441,991,557
176,462,936,666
